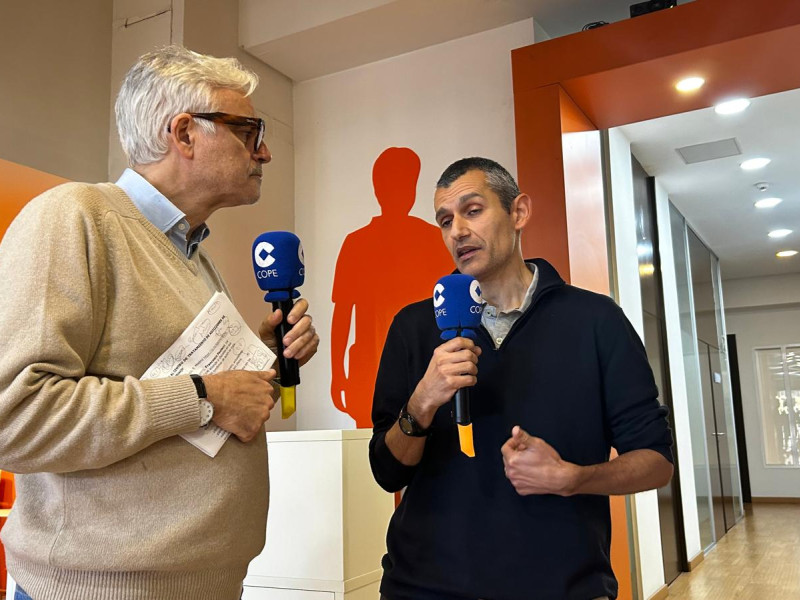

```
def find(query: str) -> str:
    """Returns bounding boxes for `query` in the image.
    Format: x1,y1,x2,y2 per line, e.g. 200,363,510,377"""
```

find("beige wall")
0,0,113,182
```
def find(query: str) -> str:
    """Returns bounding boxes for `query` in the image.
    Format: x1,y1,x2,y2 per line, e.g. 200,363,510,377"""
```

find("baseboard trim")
751,496,800,504
647,584,669,600
688,551,704,571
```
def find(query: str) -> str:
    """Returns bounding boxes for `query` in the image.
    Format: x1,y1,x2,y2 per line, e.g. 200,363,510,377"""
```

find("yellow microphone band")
279,386,296,419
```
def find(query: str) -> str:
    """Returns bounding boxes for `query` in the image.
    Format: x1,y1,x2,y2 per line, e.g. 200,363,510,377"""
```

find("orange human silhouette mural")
330,147,454,428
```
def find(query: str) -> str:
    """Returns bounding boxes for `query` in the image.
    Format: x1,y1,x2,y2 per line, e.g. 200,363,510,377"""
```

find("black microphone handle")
271,299,300,387
453,326,471,425
454,387,470,425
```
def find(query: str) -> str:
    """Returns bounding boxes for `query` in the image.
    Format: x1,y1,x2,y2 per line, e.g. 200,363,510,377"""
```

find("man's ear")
167,113,194,159
511,193,532,231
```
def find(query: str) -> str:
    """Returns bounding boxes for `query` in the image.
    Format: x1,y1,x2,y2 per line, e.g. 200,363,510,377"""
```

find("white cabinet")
244,429,394,600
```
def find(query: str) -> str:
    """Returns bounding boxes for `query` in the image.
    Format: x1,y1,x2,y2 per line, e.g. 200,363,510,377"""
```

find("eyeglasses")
168,112,265,152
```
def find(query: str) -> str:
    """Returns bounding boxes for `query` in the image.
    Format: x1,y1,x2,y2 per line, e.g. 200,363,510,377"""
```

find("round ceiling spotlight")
676,77,705,92
768,229,793,239
740,157,771,170
714,98,751,115
755,197,782,209
776,250,798,258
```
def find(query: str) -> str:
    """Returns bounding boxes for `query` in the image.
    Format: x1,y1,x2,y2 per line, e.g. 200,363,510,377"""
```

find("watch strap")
190,374,207,398
190,374,214,427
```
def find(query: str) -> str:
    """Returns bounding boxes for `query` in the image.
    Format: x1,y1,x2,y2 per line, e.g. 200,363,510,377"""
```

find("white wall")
724,274,800,497
292,19,535,431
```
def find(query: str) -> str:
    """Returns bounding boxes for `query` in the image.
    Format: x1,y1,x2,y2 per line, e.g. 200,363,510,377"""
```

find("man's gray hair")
115,45,259,166
436,157,520,213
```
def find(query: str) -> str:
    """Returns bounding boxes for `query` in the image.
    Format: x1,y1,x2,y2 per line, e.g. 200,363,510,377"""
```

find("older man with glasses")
0,46,319,600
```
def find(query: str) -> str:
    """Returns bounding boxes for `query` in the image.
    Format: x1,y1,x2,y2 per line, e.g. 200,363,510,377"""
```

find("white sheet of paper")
141,291,276,457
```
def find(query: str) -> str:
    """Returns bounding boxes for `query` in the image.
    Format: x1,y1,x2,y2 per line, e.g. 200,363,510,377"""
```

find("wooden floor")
667,502,800,599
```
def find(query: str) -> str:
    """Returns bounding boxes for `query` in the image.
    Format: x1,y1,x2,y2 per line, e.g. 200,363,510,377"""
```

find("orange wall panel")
1,158,69,240
514,85,571,280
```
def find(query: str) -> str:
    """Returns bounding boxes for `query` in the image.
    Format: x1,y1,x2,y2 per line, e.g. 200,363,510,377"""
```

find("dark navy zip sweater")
369,259,673,600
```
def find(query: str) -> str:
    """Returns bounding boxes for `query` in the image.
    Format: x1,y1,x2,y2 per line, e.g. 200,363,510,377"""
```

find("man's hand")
406,337,481,428
501,427,674,496
501,426,580,496
202,370,277,442
383,337,481,467
258,298,319,366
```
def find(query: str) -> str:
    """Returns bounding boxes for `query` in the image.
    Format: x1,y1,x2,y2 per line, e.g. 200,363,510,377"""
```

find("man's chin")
455,258,480,277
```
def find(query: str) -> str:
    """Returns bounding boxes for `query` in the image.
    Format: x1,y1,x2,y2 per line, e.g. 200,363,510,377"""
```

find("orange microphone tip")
458,423,475,457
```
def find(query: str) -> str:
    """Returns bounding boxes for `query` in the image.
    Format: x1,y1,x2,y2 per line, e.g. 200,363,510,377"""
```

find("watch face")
199,399,214,427
399,415,415,436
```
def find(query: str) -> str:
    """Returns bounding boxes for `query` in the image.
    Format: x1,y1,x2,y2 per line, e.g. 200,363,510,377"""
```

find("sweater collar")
525,258,566,304
451,257,565,308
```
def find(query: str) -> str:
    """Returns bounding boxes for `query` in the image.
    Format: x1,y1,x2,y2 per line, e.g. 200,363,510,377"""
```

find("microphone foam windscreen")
252,231,305,301
433,274,483,339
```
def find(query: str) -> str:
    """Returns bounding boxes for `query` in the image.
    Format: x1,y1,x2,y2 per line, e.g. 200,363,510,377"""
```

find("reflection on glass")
669,204,714,550
711,255,743,523
755,346,800,465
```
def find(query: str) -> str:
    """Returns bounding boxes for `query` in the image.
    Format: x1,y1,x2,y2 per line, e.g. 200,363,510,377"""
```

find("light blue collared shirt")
115,168,210,258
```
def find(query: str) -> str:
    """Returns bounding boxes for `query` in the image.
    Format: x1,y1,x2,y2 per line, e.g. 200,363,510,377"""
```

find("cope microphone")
252,231,305,419
433,273,484,457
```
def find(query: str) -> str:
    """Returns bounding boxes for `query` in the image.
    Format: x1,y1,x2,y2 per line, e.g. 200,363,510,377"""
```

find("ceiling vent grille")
676,138,742,164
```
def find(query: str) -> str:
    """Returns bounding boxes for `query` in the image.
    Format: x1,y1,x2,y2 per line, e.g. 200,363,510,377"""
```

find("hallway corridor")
668,503,800,599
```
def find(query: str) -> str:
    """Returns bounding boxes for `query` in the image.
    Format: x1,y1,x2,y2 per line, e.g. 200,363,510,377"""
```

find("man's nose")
253,141,272,163
450,215,469,239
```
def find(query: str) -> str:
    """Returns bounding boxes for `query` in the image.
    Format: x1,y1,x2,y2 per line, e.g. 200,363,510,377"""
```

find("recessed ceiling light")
676,77,705,92
768,229,793,238
740,157,771,170
776,250,798,258
714,98,751,115
755,197,782,209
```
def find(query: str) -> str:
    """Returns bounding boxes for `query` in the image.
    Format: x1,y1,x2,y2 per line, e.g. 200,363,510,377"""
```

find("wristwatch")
398,403,431,437
190,374,214,427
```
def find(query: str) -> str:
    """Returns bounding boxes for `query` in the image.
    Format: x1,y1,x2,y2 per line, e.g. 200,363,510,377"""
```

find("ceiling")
620,88,800,281
239,0,691,82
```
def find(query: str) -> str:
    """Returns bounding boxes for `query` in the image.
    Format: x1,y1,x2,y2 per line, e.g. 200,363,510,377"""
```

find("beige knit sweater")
0,183,269,599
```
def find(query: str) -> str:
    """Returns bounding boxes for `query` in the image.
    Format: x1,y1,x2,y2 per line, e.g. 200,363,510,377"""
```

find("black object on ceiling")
630,0,678,18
